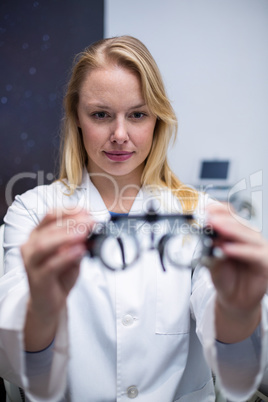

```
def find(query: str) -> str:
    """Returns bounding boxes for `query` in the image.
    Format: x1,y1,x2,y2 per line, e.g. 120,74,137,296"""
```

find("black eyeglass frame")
85,207,216,272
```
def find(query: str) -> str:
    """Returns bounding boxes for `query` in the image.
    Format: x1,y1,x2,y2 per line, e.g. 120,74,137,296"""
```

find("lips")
104,151,134,162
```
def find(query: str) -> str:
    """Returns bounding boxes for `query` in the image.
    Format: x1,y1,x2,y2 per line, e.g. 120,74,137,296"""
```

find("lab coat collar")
75,167,179,218
77,167,91,189
76,167,157,218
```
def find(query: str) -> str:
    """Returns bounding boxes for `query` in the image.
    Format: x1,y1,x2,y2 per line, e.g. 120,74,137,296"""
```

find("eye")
130,112,146,119
92,111,109,119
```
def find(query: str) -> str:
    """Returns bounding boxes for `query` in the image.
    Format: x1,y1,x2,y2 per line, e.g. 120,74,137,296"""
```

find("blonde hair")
59,35,197,212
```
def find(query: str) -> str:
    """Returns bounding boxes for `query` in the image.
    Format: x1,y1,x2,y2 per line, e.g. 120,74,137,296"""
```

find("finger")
36,209,91,231
208,259,238,297
206,202,229,215
23,213,95,266
36,210,59,230
31,227,90,266
207,213,261,245
32,243,86,278
28,233,84,267
41,212,94,241
221,242,268,266
206,202,251,226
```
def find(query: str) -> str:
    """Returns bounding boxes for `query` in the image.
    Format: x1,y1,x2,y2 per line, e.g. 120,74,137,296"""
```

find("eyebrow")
84,102,148,110
129,103,147,110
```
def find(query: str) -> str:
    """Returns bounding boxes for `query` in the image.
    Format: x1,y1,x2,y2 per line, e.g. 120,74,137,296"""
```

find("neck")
89,170,142,213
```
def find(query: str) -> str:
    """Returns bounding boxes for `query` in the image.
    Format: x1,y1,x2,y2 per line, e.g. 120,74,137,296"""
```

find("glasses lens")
100,233,139,270
164,233,201,268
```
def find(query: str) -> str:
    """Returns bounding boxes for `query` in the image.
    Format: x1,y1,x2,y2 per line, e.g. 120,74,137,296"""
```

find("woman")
1,36,268,402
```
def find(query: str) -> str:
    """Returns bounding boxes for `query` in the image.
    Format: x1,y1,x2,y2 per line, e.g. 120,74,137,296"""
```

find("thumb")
210,261,237,299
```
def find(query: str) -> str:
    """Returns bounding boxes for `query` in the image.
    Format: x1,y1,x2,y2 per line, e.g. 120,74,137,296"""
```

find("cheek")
141,124,155,149
81,125,106,147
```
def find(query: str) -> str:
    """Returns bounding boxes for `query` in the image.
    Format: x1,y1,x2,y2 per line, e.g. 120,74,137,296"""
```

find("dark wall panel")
0,0,104,222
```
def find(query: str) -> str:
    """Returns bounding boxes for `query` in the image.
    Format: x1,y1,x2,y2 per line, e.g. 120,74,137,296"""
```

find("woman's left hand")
206,203,268,343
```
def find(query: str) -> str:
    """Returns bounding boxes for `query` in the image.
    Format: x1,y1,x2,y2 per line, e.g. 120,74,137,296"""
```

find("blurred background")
0,0,103,222
1,0,267,237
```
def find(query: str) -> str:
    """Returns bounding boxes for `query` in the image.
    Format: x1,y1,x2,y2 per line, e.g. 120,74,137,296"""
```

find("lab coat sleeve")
190,265,268,402
0,188,70,402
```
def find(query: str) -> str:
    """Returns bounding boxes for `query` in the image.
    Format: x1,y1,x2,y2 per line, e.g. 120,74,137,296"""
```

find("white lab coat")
0,169,267,402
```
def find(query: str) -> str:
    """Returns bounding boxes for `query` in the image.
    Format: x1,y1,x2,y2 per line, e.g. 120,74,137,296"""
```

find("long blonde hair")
59,36,197,212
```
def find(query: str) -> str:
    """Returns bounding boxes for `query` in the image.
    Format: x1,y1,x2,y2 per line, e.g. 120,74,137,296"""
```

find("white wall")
105,0,268,237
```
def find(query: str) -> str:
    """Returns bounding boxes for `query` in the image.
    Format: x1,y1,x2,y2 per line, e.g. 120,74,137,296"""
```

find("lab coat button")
127,385,138,398
122,314,134,326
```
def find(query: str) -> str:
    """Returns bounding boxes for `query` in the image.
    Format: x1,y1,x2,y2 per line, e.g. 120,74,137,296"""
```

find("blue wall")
0,0,104,222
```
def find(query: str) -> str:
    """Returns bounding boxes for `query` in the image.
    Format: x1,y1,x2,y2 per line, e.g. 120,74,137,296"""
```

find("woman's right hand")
21,210,94,351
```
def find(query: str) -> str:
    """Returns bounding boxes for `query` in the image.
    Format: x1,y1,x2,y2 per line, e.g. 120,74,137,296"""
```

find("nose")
110,117,129,144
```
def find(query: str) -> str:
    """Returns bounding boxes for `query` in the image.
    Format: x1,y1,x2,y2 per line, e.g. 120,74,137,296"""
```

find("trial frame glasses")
85,206,216,272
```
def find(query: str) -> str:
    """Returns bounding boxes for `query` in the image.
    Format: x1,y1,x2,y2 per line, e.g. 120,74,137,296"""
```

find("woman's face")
76,65,157,183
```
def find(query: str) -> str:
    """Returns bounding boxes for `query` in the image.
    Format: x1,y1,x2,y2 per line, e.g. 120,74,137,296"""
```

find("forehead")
79,66,143,98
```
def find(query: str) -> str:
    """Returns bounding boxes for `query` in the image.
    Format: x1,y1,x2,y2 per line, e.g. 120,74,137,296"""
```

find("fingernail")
70,245,85,257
